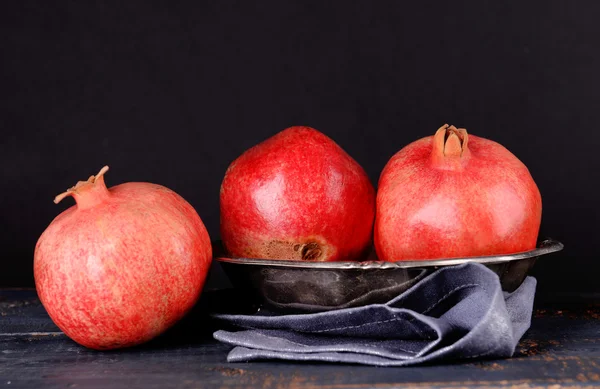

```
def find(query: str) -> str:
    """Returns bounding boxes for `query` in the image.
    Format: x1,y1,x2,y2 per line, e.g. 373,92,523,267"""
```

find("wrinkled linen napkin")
213,262,536,366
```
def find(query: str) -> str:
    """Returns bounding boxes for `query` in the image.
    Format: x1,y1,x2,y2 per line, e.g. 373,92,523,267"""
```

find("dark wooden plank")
1,290,599,389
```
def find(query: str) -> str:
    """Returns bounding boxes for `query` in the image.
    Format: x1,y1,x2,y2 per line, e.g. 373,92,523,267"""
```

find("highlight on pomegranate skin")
375,124,542,261
34,166,212,350
220,126,376,262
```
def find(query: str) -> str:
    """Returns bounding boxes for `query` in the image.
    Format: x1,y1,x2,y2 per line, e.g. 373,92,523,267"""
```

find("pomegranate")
220,126,375,262
34,166,212,349
375,124,542,261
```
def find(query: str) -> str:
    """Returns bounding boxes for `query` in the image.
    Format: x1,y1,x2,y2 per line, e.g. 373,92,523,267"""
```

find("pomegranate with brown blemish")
220,126,375,261
375,124,542,261
34,166,212,349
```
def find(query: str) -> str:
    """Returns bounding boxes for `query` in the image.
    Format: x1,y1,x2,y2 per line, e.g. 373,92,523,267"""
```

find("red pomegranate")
34,166,212,349
220,126,375,262
375,124,542,261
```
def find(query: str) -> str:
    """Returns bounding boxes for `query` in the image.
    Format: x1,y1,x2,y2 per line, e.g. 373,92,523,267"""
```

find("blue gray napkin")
213,262,536,366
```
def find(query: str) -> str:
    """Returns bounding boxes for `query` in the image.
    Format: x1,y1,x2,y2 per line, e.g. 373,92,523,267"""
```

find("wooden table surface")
1,289,599,389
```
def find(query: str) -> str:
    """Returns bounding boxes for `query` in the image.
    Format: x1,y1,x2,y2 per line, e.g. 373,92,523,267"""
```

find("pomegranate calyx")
436,124,469,157
54,166,111,209
444,131,462,157
431,124,471,170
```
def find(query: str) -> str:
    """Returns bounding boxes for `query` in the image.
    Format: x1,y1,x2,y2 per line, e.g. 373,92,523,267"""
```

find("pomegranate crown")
54,166,111,209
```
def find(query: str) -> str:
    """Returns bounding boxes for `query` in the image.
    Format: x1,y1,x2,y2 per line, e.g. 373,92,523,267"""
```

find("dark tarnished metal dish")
215,239,563,313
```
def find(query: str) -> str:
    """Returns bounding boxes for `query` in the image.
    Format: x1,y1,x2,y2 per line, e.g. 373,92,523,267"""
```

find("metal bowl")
215,239,563,313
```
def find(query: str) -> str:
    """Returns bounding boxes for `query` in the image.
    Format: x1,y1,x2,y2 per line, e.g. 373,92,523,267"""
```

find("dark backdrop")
1,1,598,299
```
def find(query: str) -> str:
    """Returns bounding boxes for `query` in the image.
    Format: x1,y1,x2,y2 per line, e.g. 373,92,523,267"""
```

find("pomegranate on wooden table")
220,126,375,262
34,166,212,350
375,124,542,261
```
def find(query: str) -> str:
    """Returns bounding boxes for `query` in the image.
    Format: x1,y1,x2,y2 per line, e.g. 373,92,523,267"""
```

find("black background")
1,1,598,299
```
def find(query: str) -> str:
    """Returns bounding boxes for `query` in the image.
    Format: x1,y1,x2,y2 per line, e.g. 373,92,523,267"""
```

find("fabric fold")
213,262,536,366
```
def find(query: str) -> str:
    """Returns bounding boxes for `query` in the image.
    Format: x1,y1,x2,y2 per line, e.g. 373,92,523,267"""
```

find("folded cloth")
213,262,536,366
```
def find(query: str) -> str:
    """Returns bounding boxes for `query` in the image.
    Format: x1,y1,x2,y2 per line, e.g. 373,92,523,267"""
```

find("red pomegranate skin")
34,167,212,349
220,126,375,262
375,124,542,261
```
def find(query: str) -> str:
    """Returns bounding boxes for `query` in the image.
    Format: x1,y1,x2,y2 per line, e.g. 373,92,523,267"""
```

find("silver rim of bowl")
215,239,564,269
